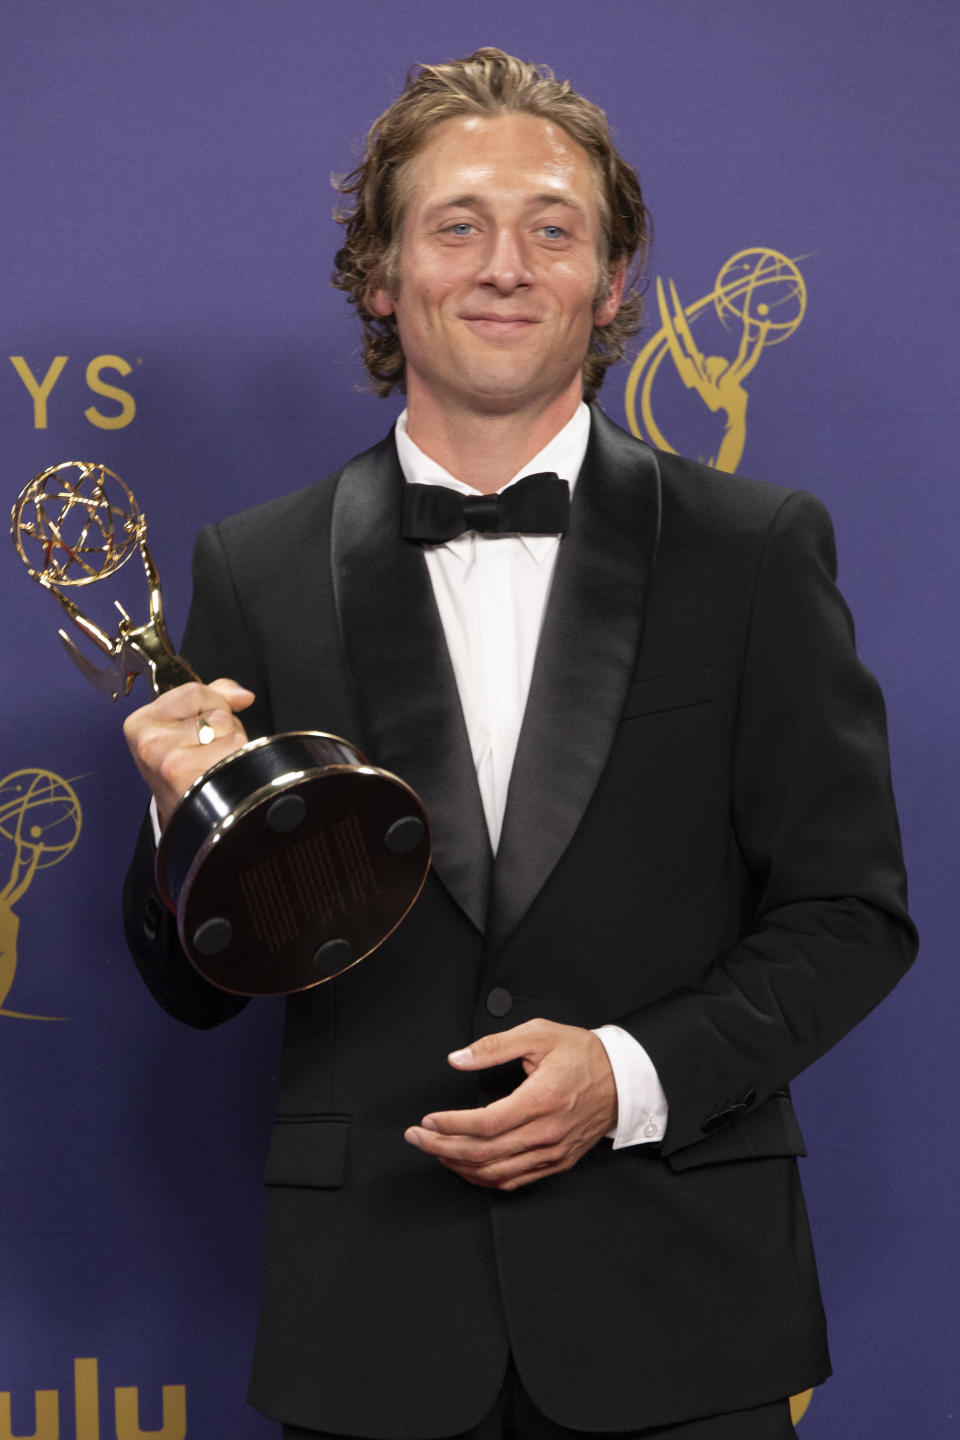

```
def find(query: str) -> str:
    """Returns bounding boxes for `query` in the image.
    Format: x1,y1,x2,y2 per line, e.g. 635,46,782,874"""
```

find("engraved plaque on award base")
11,461,431,996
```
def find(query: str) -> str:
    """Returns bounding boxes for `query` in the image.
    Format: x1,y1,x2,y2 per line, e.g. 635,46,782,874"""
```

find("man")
123,49,916,1440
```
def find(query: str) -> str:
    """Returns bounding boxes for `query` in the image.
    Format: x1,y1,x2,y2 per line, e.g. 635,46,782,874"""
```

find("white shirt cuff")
148,794,162,847
592,1024,669,1149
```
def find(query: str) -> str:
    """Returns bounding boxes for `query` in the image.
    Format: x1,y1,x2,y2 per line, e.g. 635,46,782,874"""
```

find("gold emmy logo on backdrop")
7,353,137,429
790,1389,813,1424
0,1356,185,1440
0,768,81,1020
625,248,808,473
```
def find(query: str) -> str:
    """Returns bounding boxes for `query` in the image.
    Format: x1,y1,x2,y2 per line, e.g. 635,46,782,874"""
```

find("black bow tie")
401,472,570,543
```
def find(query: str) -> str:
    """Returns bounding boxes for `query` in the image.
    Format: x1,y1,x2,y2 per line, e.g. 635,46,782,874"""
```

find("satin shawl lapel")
331,435,492,933
486,411,663,950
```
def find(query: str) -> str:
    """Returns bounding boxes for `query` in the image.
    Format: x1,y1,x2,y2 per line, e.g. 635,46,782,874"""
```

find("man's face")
369,112,624,421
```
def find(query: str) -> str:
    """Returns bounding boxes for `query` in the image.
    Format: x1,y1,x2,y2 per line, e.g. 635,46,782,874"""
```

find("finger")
411,1080,547,1141
181,680,254,751
129,698,245,764
196,714,217,746
165,680,254,729
442,1163,561,1192
125,681,252,753
447,1019,554,1073
189,707,247,750
408,1121,555,1175
429,1105,602,1189
438,1143,578,1191
206,677,256,712
124,680,248,735
186,692,252,747
404,1099,564,1164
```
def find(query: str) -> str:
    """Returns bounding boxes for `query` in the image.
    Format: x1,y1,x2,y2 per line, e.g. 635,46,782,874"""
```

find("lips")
460,313,540,331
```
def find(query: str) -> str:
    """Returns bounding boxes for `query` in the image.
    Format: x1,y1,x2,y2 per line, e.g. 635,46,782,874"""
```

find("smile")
460,315,539,333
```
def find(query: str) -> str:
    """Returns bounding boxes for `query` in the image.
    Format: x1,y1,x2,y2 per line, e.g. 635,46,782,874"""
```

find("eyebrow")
425,191,590,219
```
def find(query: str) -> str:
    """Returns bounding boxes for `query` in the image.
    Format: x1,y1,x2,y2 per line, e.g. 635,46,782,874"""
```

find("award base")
156,731,430,996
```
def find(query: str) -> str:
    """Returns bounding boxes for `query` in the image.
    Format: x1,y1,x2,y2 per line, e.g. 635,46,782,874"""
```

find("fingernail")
449,1047,473,1065
404,1127,422,1148
421,1116,439,1131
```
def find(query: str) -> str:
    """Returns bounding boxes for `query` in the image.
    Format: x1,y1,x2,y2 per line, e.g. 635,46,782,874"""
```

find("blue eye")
447,222,475,236
541,226,566,240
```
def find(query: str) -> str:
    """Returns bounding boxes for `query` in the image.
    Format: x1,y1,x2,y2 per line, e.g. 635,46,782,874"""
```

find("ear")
595,262,627,327
368,286,396,318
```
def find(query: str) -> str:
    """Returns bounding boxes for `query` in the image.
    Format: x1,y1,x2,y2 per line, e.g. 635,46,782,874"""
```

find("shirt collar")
393,404,590,563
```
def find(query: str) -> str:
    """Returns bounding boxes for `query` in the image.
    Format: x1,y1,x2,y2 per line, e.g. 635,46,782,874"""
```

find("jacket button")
485,987,513,1018
701,1104,742,1134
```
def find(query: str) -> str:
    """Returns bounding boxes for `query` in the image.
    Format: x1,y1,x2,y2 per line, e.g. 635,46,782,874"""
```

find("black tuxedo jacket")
124,408,915,1437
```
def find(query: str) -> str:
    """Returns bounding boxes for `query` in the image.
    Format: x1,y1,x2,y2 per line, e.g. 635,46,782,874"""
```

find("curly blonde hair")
332,48,650,402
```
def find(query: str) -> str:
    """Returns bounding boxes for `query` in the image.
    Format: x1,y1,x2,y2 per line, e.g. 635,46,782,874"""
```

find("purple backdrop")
2,2,956,1436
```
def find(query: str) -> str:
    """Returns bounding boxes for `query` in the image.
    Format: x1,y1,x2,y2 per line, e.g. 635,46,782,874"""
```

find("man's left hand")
403,1019,617,1191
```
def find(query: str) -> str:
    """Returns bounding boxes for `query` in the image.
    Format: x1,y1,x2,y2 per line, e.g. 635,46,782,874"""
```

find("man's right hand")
122,678,255,828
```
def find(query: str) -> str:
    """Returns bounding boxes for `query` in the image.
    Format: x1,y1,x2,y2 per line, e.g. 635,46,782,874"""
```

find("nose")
476,226,531,293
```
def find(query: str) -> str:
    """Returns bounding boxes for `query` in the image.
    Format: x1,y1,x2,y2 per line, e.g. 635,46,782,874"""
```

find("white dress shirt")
394,404,668,1149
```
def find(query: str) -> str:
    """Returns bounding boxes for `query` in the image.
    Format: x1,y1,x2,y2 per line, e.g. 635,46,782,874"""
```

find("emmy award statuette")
11,462,431,996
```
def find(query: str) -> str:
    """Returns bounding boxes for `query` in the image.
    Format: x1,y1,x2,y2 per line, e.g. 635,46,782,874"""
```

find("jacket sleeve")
121,521,274,1029
621,490,917,1157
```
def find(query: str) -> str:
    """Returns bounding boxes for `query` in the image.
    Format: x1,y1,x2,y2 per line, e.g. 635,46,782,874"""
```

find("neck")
404,385,583,493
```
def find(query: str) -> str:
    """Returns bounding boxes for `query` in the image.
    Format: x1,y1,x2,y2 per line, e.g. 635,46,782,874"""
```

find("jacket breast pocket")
263,1113,350,1188
665,1094,807,1172
620,666,715,721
